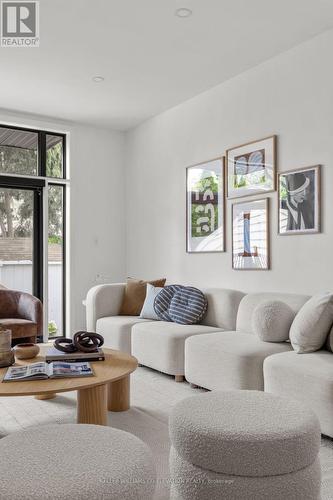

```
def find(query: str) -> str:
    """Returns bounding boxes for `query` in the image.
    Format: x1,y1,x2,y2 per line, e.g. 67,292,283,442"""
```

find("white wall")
69,124,125,329
0,110,126,332
125,29,333,295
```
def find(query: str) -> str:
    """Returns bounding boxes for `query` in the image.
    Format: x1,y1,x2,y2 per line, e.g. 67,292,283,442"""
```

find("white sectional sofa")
86,283,153,353
264,350,333,438
86,284,333,437
86,284,245,381
185,292,309,391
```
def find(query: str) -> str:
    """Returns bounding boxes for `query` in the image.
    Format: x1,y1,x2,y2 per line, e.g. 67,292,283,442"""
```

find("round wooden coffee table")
0,346,138,426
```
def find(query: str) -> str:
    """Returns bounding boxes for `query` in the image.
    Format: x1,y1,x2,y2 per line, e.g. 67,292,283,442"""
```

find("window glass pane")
0,187,34,293
46,135,63,178
48,185,64,337
0,127,38,175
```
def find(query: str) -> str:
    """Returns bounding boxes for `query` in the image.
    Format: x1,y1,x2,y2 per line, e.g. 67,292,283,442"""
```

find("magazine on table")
3,362,94,382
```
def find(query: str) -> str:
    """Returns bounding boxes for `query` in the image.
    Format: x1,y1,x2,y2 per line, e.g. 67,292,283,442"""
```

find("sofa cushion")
96,316,152,353
252,300,295,342
154,285,207,325
119,278,166,316
264,350,333,437
200,288,245,329
140,284,163,320
131,321,222,376
236,293,310,334
290,292,333,353
169,287,207,325
185,332,292,391
0,318,37,339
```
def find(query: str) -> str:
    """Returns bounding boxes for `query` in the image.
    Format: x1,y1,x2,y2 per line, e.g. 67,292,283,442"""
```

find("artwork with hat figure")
279,165,321,235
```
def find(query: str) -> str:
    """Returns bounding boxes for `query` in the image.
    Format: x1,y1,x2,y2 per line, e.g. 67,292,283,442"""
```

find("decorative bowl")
13,343,40,360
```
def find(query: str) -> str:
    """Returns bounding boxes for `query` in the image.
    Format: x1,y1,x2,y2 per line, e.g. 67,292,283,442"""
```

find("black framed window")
0,125,66,179
0,127,38,176
0,124,67,339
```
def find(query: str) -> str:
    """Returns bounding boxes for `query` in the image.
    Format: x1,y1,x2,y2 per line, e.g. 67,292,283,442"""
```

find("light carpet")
0,366,332,500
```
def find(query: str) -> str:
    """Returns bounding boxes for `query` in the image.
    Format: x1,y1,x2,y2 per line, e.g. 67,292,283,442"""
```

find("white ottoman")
169,390,321,500
0,424,156,500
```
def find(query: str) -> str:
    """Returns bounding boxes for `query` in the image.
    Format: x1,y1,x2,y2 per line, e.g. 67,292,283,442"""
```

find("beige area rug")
0,366,332,500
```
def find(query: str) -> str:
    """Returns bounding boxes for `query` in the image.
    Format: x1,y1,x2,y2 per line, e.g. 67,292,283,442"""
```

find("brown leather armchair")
0,289,43,344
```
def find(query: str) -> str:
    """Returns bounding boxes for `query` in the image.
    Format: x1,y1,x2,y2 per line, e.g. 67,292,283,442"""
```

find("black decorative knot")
54,332,104,353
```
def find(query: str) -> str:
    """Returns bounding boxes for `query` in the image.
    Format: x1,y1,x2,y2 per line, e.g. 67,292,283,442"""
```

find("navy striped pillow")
154,285,207,325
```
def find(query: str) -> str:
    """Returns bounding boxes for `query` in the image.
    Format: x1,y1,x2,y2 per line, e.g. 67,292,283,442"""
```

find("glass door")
48,184,64,338
0,124,67,340
0,178,44,300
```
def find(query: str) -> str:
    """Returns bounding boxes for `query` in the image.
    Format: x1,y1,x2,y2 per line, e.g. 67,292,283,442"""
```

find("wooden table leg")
35,393,56,400
77,384,107,425
108,375,130,412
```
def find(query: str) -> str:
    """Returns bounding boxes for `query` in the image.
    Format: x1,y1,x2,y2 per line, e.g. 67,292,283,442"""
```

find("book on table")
45,347,105,363
3,362,94,382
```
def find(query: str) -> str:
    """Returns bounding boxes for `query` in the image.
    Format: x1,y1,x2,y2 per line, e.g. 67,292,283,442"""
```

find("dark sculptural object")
54,331,104,353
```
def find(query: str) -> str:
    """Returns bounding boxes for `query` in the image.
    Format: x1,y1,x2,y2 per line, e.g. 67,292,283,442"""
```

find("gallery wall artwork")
186,133,322,270
232,198,269,270
186,157,225,253
226,136,276,199
278,165,321,235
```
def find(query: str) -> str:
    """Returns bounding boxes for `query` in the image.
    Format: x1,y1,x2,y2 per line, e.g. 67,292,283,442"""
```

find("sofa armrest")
86,283,125,331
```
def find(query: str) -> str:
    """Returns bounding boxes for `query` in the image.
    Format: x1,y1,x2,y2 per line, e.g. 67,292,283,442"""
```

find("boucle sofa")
86,284,245,381
185,292,309,391
264,350,333,438
86,284,333,437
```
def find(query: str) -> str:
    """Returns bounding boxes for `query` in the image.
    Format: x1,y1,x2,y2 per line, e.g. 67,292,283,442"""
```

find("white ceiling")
0,0,333,130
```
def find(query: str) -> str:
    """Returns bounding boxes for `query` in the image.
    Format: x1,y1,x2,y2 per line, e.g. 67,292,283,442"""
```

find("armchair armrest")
18,293,43,335
0,290,43,336
85,283,125,332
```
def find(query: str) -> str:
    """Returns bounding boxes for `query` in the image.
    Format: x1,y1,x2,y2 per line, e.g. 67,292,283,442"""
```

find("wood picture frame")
232,197,270,270
226,135,276,199
278,165,321,235
186,157,225,253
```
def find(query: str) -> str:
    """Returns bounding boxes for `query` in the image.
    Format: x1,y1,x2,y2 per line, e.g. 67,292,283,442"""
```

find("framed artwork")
232,198,269,270
278,165,321,235
226,135,276,198
186,157,225,253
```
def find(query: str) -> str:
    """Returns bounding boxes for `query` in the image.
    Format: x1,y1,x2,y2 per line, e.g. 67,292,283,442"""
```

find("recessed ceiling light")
92,76,104,83
175,7,192,18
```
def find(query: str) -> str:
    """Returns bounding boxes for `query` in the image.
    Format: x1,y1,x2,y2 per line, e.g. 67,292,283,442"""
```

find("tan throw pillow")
119,278,166,316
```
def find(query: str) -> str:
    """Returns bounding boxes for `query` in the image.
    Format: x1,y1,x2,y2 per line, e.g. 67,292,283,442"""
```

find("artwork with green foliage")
191,175,219,237
187,158,224,253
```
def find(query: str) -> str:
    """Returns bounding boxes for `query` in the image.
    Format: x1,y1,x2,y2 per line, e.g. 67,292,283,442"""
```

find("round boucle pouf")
169,390,321,500
0,424,156,500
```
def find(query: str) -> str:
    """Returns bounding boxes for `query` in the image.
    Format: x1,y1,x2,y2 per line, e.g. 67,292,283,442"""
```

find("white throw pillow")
139,284,163,320
290,292,333,354
252,300,295,342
